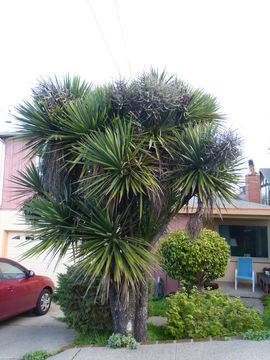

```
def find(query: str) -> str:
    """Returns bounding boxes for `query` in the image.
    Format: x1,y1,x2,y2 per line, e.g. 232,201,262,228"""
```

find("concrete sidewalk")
51,340,270,360
0,304,76,360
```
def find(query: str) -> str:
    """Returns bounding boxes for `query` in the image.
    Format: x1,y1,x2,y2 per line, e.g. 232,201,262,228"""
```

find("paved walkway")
241,297,264,314
0,304,76,360
217,281,264,299
50,340,270,360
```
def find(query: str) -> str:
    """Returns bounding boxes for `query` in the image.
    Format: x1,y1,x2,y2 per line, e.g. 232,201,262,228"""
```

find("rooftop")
180,198,270,218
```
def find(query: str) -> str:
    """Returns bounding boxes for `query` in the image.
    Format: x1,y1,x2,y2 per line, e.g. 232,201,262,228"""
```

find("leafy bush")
158,229,230,289
108,333,138,349
166,288,263,339
53,265,112,334
243,329,270,341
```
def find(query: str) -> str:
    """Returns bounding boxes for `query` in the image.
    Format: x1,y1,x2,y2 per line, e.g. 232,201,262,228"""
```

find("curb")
58,335,244,353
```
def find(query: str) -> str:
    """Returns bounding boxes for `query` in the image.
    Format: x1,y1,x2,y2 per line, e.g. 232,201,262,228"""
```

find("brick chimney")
245,159,261,203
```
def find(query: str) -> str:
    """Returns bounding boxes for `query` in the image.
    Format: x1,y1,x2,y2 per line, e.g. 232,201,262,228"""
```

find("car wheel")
35,289,51,316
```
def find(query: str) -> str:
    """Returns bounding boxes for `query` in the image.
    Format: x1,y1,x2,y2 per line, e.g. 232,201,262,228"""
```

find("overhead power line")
114,0,132,76
86,0,121,76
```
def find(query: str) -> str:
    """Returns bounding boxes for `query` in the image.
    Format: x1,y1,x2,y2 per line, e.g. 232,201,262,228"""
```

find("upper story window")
219,224,268,258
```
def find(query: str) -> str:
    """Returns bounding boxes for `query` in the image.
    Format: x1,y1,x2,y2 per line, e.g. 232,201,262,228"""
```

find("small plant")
243,329,270,341
22,350,53,360
108,333,138,349
166,288,263,339
158,229,230,289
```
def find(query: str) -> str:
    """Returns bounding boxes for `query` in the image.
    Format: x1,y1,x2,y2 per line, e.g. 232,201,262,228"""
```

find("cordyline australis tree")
13,70,242,341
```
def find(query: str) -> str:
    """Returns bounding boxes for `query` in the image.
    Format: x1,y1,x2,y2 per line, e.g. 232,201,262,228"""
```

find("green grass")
261,295,270,329
148,297,168,317
22,350,58,360
72,325,173,345
72,330,111,346
147,323,174,341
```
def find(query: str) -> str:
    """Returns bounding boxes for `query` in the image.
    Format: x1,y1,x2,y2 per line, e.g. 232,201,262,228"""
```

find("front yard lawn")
262,295,270,329
60,293,270,346
72,330,112,346
148,297,168,317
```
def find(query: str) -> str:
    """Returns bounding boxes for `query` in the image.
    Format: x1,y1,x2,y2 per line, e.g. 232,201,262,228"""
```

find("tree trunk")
109,283,136,336
134,275,148,342
186,213,203,239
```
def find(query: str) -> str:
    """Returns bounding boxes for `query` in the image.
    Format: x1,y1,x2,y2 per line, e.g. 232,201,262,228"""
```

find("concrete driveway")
0,303,76,360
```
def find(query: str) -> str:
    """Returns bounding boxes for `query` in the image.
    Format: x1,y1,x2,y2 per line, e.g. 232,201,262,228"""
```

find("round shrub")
53,266,112,334
158,229,230,289
166,288,263,339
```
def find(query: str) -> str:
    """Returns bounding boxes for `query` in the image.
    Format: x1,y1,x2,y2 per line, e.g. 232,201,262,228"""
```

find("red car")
0,257,54,321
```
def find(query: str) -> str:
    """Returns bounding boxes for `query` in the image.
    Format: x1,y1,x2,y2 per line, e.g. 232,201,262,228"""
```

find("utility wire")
85,0,121,76
114,0,132,77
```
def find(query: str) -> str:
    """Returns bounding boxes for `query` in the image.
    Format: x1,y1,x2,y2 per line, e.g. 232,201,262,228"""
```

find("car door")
0,260,39,320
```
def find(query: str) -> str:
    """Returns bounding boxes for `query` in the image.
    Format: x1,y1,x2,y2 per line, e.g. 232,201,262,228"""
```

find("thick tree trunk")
134,276,148,342
186,213,203,239
109,283,136,336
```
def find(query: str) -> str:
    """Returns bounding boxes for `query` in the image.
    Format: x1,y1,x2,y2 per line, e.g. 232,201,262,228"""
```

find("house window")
219,225,268,258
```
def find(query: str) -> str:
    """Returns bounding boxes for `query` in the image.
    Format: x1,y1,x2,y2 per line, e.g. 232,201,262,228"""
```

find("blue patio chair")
235,257,255,292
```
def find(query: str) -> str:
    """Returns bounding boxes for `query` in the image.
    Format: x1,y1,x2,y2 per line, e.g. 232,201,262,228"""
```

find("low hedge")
166,288,263,339
53,266,112,334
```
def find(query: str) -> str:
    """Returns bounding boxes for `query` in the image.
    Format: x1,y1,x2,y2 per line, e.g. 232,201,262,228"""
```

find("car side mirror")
27,270,35,278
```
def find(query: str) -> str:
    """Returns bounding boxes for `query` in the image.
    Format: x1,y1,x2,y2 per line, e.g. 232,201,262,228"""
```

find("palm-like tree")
14,71,242,341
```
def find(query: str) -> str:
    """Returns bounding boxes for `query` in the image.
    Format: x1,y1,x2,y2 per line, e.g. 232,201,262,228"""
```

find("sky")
1,0,270,174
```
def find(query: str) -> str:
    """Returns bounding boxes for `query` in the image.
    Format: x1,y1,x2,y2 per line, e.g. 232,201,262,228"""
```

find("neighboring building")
0,133,71,284
240,159,270,205
154,161,270,294
260,168,270,205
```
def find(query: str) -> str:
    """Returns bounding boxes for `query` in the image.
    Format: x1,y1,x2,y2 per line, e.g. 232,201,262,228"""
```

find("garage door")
7,232,73,285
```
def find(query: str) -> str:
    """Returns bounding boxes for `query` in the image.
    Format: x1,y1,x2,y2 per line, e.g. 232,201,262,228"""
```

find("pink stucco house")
0,132,70,283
